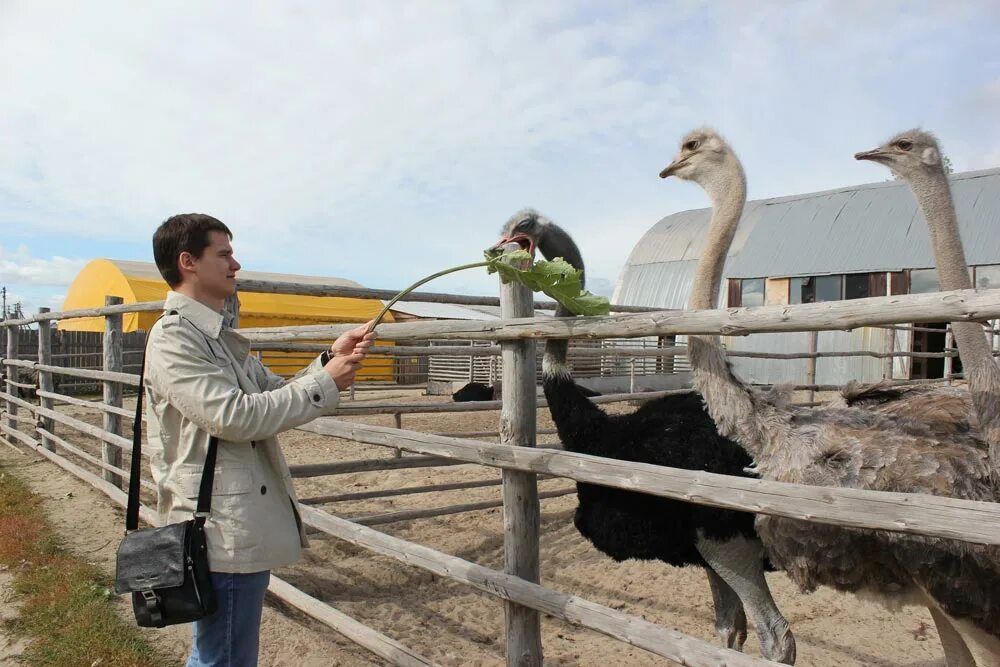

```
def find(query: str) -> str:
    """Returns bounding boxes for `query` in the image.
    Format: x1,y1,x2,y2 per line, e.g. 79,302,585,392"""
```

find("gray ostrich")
660,127,1000,666
854,130,1000,476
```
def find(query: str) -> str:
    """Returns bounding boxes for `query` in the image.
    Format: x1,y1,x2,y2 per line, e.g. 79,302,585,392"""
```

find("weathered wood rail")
238,287,1000,341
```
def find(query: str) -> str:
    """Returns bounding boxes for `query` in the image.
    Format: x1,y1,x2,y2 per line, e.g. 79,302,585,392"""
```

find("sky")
1,1,999,316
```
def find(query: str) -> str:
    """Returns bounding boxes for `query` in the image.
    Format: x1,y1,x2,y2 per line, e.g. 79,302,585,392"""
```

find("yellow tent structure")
60,259,394,381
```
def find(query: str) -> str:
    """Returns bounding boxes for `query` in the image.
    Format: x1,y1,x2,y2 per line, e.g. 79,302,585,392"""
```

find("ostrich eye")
895,139,913,151
683,140,699,151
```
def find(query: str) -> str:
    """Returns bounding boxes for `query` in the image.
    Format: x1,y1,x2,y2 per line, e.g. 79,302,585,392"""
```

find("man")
145,213,375,666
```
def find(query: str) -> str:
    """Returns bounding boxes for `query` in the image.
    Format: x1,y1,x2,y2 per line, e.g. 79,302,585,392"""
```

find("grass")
0,467,168,667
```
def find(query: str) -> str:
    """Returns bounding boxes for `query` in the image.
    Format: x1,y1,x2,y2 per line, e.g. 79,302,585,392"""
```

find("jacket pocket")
176,463,253,497
175,464,259,552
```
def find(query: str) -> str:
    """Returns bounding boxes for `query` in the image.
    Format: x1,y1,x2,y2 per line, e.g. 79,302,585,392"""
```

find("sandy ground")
0,389,955,666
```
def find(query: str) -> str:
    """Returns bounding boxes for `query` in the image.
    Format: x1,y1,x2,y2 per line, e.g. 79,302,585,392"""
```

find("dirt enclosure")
0,389,952,666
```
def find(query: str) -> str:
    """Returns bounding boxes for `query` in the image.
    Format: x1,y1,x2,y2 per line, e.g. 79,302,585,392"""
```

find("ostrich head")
854,129,945,180
494,208,585,277
659,127,743,197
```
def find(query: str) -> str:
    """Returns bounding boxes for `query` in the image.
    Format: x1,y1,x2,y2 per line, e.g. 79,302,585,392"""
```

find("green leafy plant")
483,248,610,317
367,248,609,331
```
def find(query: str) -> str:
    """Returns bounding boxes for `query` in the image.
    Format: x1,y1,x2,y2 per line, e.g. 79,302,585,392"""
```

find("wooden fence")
0,325,145,394
3,283,1000,666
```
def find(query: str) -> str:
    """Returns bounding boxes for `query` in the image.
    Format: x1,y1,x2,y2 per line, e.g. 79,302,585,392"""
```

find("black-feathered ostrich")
495,210,796,663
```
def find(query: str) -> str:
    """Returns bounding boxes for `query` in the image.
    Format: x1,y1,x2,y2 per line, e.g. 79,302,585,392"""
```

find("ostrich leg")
927,605,978,667
706,565,748,651
696,534,796,664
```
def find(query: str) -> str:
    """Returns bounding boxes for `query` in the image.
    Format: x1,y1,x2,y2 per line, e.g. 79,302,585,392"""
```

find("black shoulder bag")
114,320,218,627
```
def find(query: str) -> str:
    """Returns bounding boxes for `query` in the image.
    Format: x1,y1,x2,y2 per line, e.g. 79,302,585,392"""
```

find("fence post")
944,327,954,385
37,308,55,451
498,244,542,666
103,296,124,486
805,330,819,403
883,327,894,380
5,322,18,433
393,412,403,458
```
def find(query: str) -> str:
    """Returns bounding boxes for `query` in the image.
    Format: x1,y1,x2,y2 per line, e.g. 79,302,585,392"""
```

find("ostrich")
496,209,796,663
452,381,498,402
452,381,595,402
660,127,1000,666
854,130,1000,472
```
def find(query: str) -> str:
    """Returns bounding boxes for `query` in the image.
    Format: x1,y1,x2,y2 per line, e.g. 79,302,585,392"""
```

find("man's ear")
177,251,197,276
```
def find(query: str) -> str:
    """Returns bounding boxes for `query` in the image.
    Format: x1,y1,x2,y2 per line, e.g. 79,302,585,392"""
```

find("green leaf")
484,250,610,316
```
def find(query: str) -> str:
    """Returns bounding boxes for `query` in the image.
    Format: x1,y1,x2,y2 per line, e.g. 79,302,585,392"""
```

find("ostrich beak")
659,157,686,179
854,148,887,162
492,234,535,256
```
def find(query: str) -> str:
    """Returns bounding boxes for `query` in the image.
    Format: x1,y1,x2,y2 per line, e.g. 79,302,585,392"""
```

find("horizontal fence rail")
234,278,661,313
297,505,773,667
250,342,970,361
297,418,1000,546
238,288,1000,342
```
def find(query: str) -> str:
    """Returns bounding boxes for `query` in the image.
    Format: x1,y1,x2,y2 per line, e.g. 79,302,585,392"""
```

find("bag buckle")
141,590,158,603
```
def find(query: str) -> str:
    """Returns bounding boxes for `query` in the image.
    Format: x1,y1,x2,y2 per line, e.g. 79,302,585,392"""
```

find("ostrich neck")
689,170,746,311
685,166,767,455
537,233,583,373
910,172,1000,467
912,174,972,293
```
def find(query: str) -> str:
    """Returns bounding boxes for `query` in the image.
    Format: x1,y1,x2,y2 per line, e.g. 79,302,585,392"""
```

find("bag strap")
126,310,219,532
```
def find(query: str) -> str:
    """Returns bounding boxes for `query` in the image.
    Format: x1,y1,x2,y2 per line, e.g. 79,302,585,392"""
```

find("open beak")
492,234,535,256
854,148,887,162
659,157,686,179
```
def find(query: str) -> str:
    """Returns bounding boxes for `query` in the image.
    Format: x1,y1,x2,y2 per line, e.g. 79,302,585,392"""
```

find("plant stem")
367,260,492,333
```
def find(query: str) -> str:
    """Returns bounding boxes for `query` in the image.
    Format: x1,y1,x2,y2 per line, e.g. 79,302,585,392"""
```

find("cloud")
0,2,680,242
0,245,86,288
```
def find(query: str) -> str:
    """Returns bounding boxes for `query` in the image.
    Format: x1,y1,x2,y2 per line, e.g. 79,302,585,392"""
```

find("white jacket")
144,291,340,573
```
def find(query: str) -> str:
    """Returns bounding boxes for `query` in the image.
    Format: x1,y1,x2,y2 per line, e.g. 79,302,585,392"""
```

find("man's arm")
146,320,340,442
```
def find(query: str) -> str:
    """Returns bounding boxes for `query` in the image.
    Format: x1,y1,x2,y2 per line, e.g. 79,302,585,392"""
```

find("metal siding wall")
725,327,889,385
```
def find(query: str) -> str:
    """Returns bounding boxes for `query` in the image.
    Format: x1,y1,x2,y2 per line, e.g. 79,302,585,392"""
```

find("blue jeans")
187,571,270,667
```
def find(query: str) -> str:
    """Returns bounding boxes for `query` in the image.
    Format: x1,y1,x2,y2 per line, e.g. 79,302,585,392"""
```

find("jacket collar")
163,291,233,340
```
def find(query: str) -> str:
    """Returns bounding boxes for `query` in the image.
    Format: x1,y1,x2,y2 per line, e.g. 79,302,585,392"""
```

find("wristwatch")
321,350,334,365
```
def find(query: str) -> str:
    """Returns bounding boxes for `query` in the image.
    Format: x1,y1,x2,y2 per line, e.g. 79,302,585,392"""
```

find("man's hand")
324,321,377,390
329,320,377,358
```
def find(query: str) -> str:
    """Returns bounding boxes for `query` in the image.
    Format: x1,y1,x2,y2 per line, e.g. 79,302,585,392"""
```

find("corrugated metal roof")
110,259,365,288
616,168,1000,304
614,260,703,310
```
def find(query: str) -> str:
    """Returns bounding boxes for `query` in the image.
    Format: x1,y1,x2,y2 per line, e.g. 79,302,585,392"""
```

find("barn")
614,167,1000,385
59,259,394,381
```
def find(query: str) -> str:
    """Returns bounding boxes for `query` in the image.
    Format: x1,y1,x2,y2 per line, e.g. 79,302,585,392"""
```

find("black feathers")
544,374,759,567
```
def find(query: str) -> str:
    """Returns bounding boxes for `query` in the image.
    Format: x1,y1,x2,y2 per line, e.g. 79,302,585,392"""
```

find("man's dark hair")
153,214,233,287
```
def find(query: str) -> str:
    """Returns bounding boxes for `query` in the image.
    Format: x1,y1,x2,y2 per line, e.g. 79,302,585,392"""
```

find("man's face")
187,230,241,299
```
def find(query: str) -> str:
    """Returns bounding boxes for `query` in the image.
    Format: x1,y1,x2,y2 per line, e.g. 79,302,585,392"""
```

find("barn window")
909,268,940,294
976,265,1000,289
764,278,790,305
868,272,888,297
740,278,765,307
727,279,742,307
889,271,909,295
791,275,843,303
844,273,870,299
